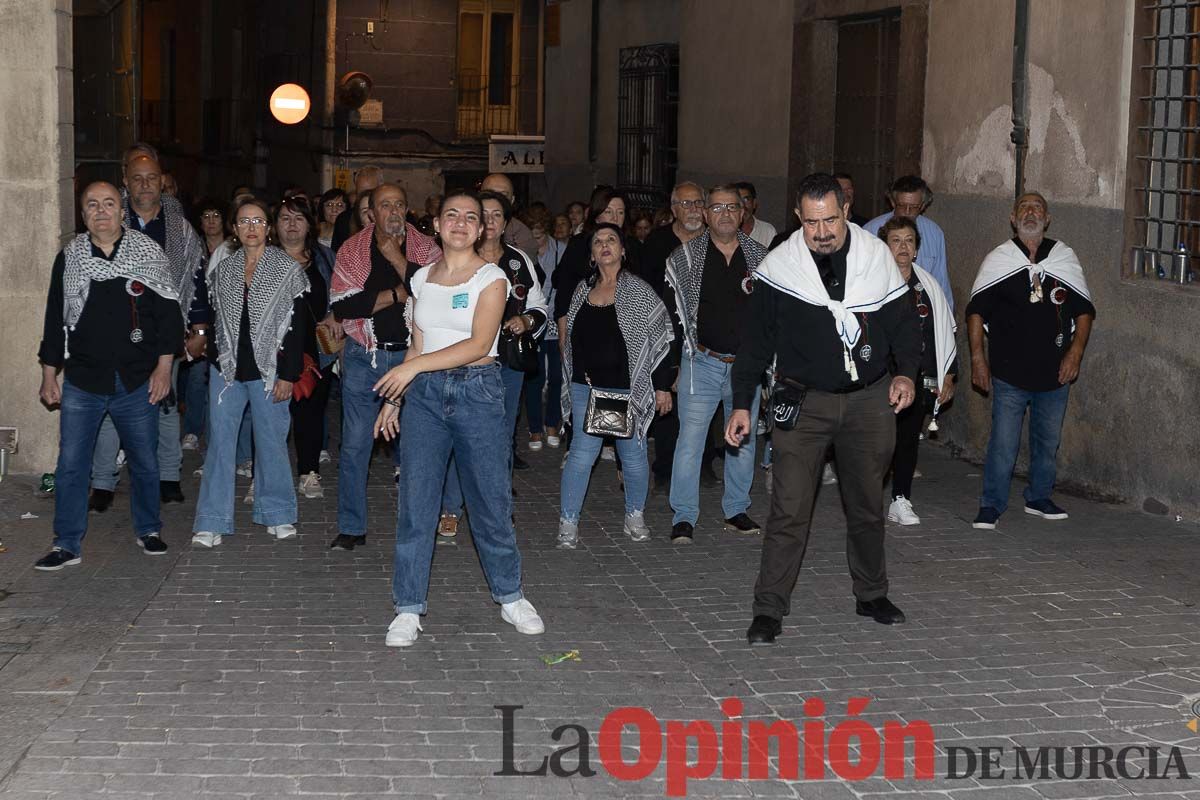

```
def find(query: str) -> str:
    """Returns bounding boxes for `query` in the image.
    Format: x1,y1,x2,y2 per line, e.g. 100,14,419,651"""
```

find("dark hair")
272,196,319,263
732,181,757,200
478,189,513,223
877,215,922,252
435,190,486,253
586,222,628,287
889,175,932,203
794,172,846,210
832,172,855,184
584,187,627,233
567,201,586,215
190,197,224,231
319,188,348,215
228,196,270,251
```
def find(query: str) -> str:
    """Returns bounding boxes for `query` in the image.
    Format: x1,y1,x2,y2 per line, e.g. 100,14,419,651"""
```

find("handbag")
583,375,634,439
314,323,344,356
502,330,540,373
770,376,807,432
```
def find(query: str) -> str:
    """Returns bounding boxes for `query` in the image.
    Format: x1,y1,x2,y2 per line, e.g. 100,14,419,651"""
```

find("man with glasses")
734,182,778,249
329,183,442,551
863,175,953,309
665,185,770,544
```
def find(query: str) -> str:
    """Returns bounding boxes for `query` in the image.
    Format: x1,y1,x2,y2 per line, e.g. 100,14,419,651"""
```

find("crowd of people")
34,145,1096,647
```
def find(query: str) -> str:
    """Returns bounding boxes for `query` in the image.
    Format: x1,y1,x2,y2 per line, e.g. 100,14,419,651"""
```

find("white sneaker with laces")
546,433,561,448
822,463,838,485
243,484,255,505
236,460,253,478
623,511,651,542
385,613,422,647
501,599,545,635
529,435,544,451
298,472,323,499
181,434,199,451
557,519,579,549
268,524,297,539
191,532,222,548
600,445,616,461
319,449,331,464
888,496,921,526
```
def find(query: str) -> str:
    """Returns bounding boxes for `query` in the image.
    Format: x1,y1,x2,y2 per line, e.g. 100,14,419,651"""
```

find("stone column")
0,0,74,473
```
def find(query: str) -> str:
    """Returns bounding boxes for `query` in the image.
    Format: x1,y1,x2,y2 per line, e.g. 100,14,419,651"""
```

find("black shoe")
160,481,185,504
329,533,365,551
670,521,694,545
137,533,169,555
512,452,530,471
724,513,761,534
88,489,114,514
855,597,906,625
34,547,81,571
747,615,782,645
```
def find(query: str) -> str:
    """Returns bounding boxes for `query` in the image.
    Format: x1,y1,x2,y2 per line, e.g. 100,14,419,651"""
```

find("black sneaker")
88,489,114,514
159,481,185,504
329,533,366,551
724,513,761,534
972,507,1001,530
512,452,531,471
34,547,81,571
670,521,694,545
1024,499,1068,520
137,533,168,555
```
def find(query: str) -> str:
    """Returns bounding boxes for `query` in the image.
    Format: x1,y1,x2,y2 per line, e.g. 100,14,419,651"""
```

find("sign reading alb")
489,136,545,173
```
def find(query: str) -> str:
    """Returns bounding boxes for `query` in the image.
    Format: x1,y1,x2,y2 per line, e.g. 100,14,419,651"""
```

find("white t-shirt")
749,217,778,249
409,263,510,356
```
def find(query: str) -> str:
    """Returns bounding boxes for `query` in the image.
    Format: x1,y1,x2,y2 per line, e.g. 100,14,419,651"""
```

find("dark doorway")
833,12,901,219
616,43,679,213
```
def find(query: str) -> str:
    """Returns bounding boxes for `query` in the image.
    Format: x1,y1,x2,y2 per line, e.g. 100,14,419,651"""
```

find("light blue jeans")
192,366,296,534
441,364,526,516
92,358,183,487
670,353,760,525
559,381,649,522
393,364,524,614
980,378,1071,514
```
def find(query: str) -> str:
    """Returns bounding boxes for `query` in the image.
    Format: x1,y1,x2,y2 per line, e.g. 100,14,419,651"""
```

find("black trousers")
753,379,895,620
890,388,936,500
289,363,334,475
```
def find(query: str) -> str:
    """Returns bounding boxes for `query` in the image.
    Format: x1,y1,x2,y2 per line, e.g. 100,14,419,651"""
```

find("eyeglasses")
893,203,924,215
708,203,742,214
200,211,222,220
672,199,704,209
325,201,346,210
236,217,268,228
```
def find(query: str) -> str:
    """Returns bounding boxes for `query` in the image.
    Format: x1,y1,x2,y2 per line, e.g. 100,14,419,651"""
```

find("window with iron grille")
616,43,679,213
457,0,521,140
1130,0,1200,284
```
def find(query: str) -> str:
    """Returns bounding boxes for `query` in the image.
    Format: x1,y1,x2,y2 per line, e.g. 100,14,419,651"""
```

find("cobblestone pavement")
2,430,1200,799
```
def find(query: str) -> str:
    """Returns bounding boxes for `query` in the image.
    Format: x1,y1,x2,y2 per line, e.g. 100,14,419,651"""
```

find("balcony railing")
456,72,522,139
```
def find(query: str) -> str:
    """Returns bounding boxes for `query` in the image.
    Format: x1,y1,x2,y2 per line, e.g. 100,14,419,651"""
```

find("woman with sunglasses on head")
434,190,548,539
190,197,311,548
373,190,545,648
557,222,675,549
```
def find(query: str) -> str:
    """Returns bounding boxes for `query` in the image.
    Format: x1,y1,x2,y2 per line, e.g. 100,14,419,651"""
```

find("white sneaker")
191,532,222,548
557,518,579,549
888,496,921,526
822,463,838,485
601,445,616,462
546,433,561,448
528,436,544,452
116,449,127,467
385,613,422,647
319,449,331,464
393,466,401,485
500,599,545,635
298,472,323,499
623,511,651,542
236,461,253,478
181,434,199,451
268,524,297,539
243,484,255,505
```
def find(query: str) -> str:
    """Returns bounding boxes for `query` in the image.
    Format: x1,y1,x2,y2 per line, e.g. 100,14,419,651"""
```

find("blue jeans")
524,338,562,434
440,364,525,516
92,358,183,487
54,377,160,554
181,358,208,437
193,366,296,533
337,338,408,536
980,378,1071,514
393,364,525,614
236,406,253,464
670,353,760,525
560,381,649,522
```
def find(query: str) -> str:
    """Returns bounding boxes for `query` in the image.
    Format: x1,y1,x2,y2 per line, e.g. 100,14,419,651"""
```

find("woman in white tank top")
371,191,545,648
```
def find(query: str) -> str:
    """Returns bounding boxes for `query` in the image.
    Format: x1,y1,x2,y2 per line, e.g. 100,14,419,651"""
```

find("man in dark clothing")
727,173,922,644
331,165,383,253
36,182,184,570
966,192,1095,530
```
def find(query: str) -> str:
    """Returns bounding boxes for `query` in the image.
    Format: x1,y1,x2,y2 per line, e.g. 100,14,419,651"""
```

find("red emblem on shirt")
126,280,145,297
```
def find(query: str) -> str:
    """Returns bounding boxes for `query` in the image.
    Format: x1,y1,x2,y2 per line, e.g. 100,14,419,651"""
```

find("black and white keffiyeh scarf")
211,245,309,394
123,191,204,327
61,229,178,359
664,230,768,356
561,270,673,441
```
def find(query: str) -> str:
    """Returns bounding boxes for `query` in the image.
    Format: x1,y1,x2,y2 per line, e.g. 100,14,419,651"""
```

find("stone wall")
0,0,73,473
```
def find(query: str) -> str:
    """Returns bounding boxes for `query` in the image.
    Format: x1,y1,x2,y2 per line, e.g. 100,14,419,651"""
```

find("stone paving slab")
1,431,1200,798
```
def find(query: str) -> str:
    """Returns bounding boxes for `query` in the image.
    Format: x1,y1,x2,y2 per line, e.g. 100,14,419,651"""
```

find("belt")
377,341,406,352
827,371,889,394
696,344,736,364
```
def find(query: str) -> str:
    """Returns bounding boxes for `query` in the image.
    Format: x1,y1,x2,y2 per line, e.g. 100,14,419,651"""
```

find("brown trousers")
753,378,896,620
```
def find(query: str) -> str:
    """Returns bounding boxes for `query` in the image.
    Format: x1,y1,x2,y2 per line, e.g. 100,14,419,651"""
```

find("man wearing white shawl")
966,192,1095,530
727,173,923,645
35,182,183,571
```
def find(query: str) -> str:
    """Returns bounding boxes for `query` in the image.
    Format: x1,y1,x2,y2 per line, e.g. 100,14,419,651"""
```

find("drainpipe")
323,0,338,187
587,0,599,163
1010,0,1030,198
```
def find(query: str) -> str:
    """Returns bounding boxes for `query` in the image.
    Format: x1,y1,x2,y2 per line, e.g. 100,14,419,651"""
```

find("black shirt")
964,237,1096,392
571,300,675,392
552,233,592,321
905,271,959,380
207,284,309,384
696,238,751,354
329,235,412,344
39,235,183,395
732,232,922,407
635,225,682,300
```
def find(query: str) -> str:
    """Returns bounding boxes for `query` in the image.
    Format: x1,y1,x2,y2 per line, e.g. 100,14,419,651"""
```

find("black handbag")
583,376,634,439
770,377,807,431
502,331,539,373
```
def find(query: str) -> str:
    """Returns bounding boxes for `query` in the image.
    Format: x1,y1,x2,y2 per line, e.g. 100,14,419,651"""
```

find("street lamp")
269,83,311,125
